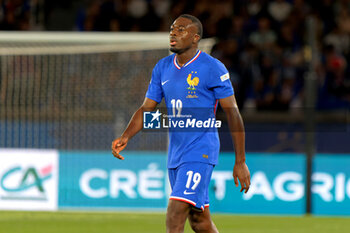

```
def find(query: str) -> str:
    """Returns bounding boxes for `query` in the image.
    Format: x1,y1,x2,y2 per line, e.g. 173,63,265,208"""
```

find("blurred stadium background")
0,0,350,232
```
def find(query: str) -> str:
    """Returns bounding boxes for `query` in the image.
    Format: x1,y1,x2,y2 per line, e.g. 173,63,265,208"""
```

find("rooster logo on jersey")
186,71,199,98
187,72,199,90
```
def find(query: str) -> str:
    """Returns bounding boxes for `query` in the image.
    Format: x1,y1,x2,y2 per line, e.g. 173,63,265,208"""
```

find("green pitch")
0,211,349,233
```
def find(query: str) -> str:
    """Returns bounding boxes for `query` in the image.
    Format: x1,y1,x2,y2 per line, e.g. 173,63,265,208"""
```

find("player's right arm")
112,59,163,160
111,97,158,160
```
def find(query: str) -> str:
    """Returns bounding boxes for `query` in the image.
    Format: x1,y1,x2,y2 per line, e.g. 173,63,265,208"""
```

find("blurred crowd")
1,0,350,111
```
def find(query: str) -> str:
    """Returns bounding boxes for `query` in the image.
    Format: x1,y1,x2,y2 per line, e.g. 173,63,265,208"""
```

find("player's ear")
193,34,200,44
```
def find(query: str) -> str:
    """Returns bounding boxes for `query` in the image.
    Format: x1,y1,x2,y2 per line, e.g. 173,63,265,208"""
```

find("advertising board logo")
79,163,166,200
143,110,161,129
0,165,53,200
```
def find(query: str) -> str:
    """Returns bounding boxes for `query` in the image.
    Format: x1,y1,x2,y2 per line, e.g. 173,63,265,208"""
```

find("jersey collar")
173,50,201,70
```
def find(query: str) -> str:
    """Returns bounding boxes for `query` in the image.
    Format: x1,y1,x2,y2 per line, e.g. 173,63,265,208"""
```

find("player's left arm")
219,95,251,193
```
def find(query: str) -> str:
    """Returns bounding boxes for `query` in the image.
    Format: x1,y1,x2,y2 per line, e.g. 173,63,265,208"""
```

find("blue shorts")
168,162,214,211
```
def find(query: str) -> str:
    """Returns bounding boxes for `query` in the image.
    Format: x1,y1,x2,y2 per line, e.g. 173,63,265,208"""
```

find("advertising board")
59,152,307,214
0,149,59,211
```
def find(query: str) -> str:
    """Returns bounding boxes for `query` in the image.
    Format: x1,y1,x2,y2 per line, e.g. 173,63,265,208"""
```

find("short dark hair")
178,14,203,40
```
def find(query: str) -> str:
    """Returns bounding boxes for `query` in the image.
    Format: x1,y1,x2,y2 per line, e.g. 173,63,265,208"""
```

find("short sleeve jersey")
146,51,234,168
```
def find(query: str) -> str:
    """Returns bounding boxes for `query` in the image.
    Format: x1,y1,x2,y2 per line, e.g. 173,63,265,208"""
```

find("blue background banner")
312,154,350,215
59,151,168,210
58,151,350,215
209,153,306,214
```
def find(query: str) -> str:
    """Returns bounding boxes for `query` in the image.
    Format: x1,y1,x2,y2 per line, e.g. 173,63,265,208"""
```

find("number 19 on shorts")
186,171,201,190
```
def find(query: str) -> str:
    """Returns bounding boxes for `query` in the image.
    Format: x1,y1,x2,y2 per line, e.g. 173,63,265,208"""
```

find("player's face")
169,17,199,54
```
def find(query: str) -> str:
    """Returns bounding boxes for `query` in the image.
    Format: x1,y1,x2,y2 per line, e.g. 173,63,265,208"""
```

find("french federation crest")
186,71,199,98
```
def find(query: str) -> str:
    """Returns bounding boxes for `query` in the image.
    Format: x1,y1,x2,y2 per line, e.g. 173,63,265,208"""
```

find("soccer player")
112,14,250,233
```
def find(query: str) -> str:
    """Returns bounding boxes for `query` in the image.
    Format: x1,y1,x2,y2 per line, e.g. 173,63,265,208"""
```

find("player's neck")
176,48,199,67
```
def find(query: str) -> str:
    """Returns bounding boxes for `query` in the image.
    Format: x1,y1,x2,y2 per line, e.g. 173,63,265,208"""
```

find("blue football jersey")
146,50,234,168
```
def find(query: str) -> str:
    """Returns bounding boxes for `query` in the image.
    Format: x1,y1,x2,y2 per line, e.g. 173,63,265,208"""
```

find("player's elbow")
141,98,158,112
224,106,241,120
141,104,156,112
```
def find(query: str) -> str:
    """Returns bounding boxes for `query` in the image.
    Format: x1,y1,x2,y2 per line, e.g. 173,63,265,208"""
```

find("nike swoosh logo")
183,190,195,195
162,80,169,85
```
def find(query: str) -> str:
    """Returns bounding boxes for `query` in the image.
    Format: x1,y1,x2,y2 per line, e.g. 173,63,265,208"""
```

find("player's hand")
111,137,128,160
233,161,251,193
